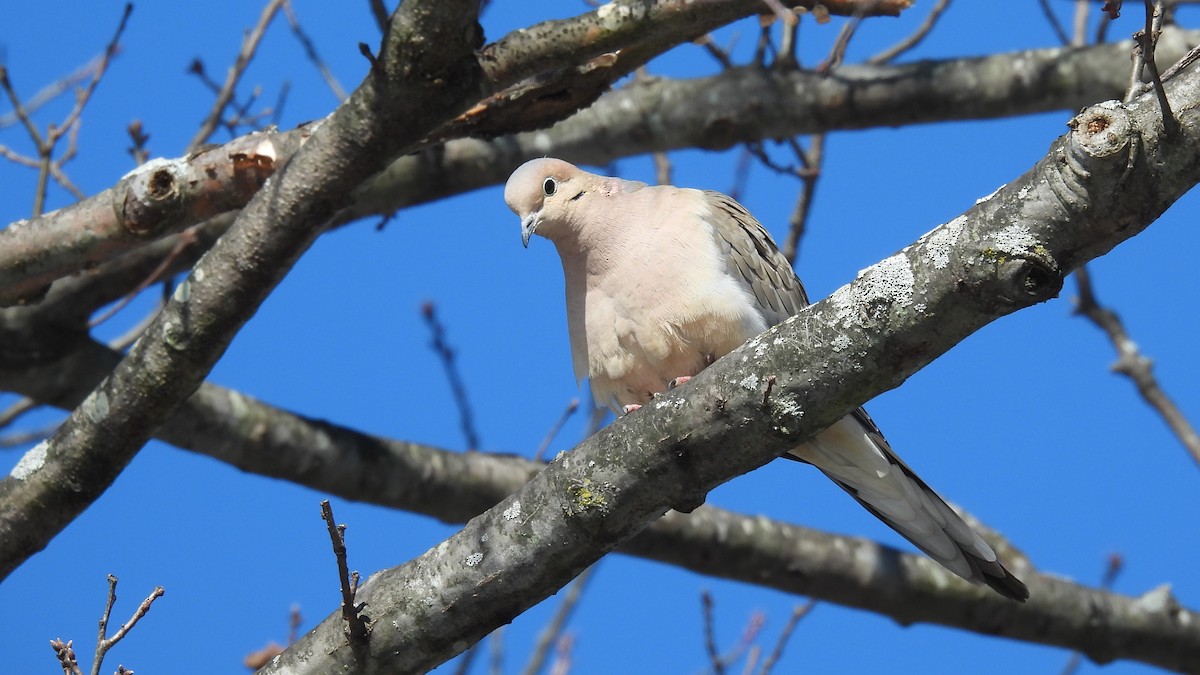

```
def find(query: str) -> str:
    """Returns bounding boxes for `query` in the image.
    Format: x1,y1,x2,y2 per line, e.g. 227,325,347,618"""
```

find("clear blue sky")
3,3,1199,673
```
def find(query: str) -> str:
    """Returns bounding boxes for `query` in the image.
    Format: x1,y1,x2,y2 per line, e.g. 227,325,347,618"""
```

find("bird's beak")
520,212,540,248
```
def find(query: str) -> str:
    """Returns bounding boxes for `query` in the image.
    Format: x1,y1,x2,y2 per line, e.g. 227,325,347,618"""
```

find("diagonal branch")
0,0,488,581
0,332,1196,669
5,28,1196,309
0,0,915,308
258,61,1200,673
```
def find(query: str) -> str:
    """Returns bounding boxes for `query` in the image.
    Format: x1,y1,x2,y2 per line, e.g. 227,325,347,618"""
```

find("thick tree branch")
0,331,1195,669
0,0,487,581
0,0,911,308
9,20,1188,310
255,61,1200,673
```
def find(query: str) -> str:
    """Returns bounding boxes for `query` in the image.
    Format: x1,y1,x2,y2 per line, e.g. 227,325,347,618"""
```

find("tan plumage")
505,158,1027,601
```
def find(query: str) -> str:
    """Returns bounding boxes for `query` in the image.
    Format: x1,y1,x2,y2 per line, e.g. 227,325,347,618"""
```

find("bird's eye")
543,177,557,196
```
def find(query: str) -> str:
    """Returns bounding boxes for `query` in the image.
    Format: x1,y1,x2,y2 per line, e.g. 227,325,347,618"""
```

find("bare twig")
0,424,57,449
521,565,597,675
693,33,736,69
776,9,800,68
0,53,106,128
819,0,881,73
320,500,369,643
489,626,505,675
548,634,575,675
1138,0,1177,132
282,1,347,100
1156,41,1200,84
91,575,165,675
0,3,131,215
1072,0,1090,47
702,591,725,675
1073,267,1200,469
742,646,763,675
752,13,776,66
781,135,824,264
368,0,390,33
1038,0,1072,45
868,0,951,64
653,151,673,186
87,227,200,329
422,301,482,450
758,602,815,675
723,611,766,670
820,16,859,72
288,605,303,643
187,0,285,152
126,120,151,165
0,397,40,432
535,398,579,462
729,145,755,202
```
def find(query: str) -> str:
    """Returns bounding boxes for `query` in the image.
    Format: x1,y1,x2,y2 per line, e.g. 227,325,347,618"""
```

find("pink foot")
667,376,692,390
621,404,642,415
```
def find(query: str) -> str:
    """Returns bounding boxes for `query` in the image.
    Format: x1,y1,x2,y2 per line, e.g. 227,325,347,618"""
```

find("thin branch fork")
0,3,131,216
91,575,165,675
320,500,368,644
1072,267,1200,469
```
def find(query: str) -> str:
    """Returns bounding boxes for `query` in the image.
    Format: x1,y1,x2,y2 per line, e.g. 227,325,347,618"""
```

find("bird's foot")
667,376,692,390
621,403,642,415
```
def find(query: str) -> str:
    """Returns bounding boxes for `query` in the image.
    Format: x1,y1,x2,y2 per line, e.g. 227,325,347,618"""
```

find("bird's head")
504,158,589,247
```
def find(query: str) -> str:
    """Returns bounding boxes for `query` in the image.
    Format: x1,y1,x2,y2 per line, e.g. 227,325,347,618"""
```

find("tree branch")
0,332,1196,669
257,63,1200,673
6,28,1195,309
0,0,487,581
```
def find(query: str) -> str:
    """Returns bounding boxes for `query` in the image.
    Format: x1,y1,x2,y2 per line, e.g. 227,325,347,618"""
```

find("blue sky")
3,2,1199,673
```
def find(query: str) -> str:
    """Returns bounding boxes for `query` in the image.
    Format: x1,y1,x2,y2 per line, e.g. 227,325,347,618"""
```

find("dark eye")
542,177,557,196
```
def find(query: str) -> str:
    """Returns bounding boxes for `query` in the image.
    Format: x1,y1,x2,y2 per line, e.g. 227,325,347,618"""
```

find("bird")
504,157,1028,601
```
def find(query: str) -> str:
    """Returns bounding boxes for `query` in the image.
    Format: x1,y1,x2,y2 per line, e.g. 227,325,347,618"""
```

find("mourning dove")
505,158,1028,601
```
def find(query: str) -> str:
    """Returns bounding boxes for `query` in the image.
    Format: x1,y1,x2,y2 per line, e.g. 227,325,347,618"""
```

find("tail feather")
790,411,1028,602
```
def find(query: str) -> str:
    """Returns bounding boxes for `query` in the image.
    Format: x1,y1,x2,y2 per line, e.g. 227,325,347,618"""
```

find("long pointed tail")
790,411,1028,601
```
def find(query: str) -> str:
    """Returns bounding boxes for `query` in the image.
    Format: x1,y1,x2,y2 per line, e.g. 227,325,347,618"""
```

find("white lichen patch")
921,216,965,270
228,389,249,416
991,224,1038,254
854,254,915,309
739,374,759,390
771,394,805,433
193,267,205,283
1017,184,1033,200
597,1,647,21
974,184,1005,204
10,441,48,480
503,500,521,520
83,389,110,423
465,552,484,567
827,286,857,326
653,398,686,410
173,278,191,302
830,335,851,352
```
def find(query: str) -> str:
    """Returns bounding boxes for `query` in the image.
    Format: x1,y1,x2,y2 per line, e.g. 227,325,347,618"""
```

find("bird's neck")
548,217,626,278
